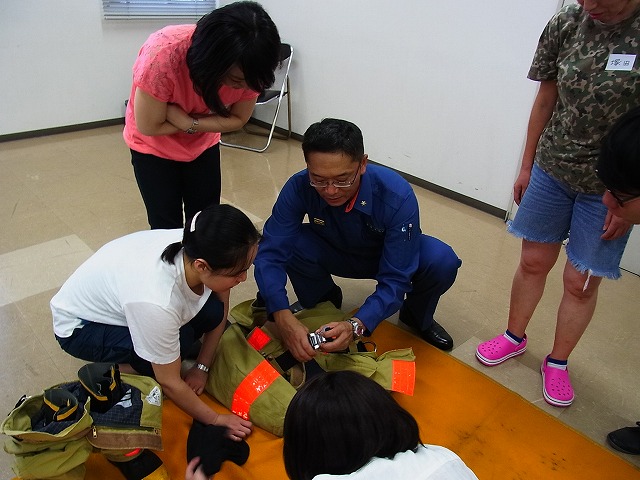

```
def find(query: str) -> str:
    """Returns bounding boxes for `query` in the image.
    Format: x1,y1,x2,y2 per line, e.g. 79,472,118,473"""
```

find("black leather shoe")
607,422,640,454
420,320,453,351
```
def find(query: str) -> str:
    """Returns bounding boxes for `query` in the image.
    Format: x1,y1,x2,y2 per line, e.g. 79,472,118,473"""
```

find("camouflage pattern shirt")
528,4,640,194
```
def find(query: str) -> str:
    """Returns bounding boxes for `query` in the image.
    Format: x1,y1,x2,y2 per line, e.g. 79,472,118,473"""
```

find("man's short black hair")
301,118,364,162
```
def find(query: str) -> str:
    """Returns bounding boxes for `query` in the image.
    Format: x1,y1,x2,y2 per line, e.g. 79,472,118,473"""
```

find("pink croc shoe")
541,356,574,407
476,333,527,366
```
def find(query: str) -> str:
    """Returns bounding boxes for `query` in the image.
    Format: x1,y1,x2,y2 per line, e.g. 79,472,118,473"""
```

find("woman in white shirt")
52,203,258,441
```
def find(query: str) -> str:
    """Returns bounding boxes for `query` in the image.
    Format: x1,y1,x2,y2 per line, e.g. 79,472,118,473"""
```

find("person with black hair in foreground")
282,371,478,480
596,106,640,454
52,204,258,441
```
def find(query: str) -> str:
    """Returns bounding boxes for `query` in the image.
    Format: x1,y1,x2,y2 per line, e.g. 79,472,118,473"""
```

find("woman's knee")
519,240,561,275
562,263,602,299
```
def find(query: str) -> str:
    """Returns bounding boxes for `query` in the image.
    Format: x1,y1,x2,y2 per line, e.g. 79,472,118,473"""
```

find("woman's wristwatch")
347,318,365,341
195,362,210,373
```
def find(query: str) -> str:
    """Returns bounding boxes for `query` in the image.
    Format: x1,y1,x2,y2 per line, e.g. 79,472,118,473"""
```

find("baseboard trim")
2,117,506,219
246,117,304,142
246,119,506,218
0,118,125,143
373,162,507,219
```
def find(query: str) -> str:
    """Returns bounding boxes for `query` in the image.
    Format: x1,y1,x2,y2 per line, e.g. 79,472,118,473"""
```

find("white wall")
0,0,185,133
258,0,559,211
0,0,560,212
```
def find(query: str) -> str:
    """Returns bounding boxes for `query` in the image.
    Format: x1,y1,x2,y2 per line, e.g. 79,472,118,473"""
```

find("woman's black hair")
283,371,422,480
186,1,281,116
597,106,640,195
301,118,365,163
161,203,260,273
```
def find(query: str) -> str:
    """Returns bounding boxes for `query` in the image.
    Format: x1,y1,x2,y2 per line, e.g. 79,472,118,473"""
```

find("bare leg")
507,240,562,337
549,261,602,361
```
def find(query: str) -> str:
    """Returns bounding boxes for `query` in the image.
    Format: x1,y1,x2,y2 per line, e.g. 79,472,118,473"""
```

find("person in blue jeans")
475,1,637,408
52,204,257,441
253,118,461,362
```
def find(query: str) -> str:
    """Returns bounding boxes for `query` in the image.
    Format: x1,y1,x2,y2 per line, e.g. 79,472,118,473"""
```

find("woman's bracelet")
185,118,199,134
195,362,210,373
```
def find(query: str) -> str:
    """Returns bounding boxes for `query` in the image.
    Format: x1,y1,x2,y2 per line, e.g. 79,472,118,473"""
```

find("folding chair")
220,43,293,153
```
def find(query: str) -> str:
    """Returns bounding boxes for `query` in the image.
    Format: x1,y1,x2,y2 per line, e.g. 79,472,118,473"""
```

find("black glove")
186,420,250,476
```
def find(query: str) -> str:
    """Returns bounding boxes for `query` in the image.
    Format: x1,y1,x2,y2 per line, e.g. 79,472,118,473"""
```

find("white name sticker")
605,53,636,71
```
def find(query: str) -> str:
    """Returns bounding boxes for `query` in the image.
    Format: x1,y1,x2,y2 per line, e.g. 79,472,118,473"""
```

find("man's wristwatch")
347,318,365,341
185,118,199,134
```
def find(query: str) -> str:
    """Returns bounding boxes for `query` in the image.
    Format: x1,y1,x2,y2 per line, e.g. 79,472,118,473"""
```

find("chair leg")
221,88,291,153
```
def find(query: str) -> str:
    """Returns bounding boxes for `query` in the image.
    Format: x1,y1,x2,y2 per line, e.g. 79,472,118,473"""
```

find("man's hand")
273,309,316,362
316,321,354,352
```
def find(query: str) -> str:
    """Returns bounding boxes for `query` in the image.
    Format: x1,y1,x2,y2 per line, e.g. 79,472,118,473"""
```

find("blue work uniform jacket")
254,164,422,333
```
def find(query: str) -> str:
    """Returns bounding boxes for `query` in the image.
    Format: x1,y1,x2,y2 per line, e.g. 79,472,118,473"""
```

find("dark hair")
597,106,640,195
161,203,261,273
283,371,422,480
301,118,364,163
186,1,281,116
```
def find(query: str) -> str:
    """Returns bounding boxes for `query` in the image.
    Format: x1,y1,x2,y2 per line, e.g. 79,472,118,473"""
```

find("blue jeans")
56,294,223,377
285,225,461,331
509,164,631,279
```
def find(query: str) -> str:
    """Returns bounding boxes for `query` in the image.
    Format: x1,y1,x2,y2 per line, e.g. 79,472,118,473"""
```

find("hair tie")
190,211,202,233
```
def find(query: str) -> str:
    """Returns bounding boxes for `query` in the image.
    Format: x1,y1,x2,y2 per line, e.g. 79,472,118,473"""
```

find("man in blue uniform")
597,107,640,455
253,118,461,362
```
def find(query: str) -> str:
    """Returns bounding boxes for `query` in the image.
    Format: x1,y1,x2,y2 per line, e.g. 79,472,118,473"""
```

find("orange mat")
82,321,640,480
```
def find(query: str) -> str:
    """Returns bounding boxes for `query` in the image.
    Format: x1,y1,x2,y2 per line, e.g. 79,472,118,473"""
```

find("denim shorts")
508,164,631,279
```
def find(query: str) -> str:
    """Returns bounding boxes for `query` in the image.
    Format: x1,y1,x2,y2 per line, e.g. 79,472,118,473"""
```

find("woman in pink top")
124,1,280,229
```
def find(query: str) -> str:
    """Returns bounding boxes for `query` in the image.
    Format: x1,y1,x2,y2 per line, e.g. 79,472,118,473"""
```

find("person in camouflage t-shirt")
476,0,639,408
530,2,640,193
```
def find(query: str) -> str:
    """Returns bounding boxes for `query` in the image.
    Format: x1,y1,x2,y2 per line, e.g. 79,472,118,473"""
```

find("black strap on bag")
273,350,325,381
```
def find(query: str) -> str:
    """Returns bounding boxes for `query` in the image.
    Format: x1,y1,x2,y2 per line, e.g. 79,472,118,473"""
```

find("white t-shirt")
313,445,478,480
51,229,211,365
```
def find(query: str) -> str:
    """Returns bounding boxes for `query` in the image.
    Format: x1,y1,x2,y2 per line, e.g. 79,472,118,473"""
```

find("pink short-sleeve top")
123,24,259,161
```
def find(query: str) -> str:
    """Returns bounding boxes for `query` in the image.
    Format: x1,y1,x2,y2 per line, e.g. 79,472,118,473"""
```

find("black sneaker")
607,422,640,455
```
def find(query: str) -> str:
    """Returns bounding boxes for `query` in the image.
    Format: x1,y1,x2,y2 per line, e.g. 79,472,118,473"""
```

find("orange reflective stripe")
231,360,280,420
247,327,271,350
391,360,415,396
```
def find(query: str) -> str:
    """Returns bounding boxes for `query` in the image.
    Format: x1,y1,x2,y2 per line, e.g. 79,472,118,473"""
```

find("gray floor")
1,126,639,477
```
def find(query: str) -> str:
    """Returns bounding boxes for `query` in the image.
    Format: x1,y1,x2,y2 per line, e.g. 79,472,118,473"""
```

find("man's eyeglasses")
607,189,640,207
309,162,362,189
